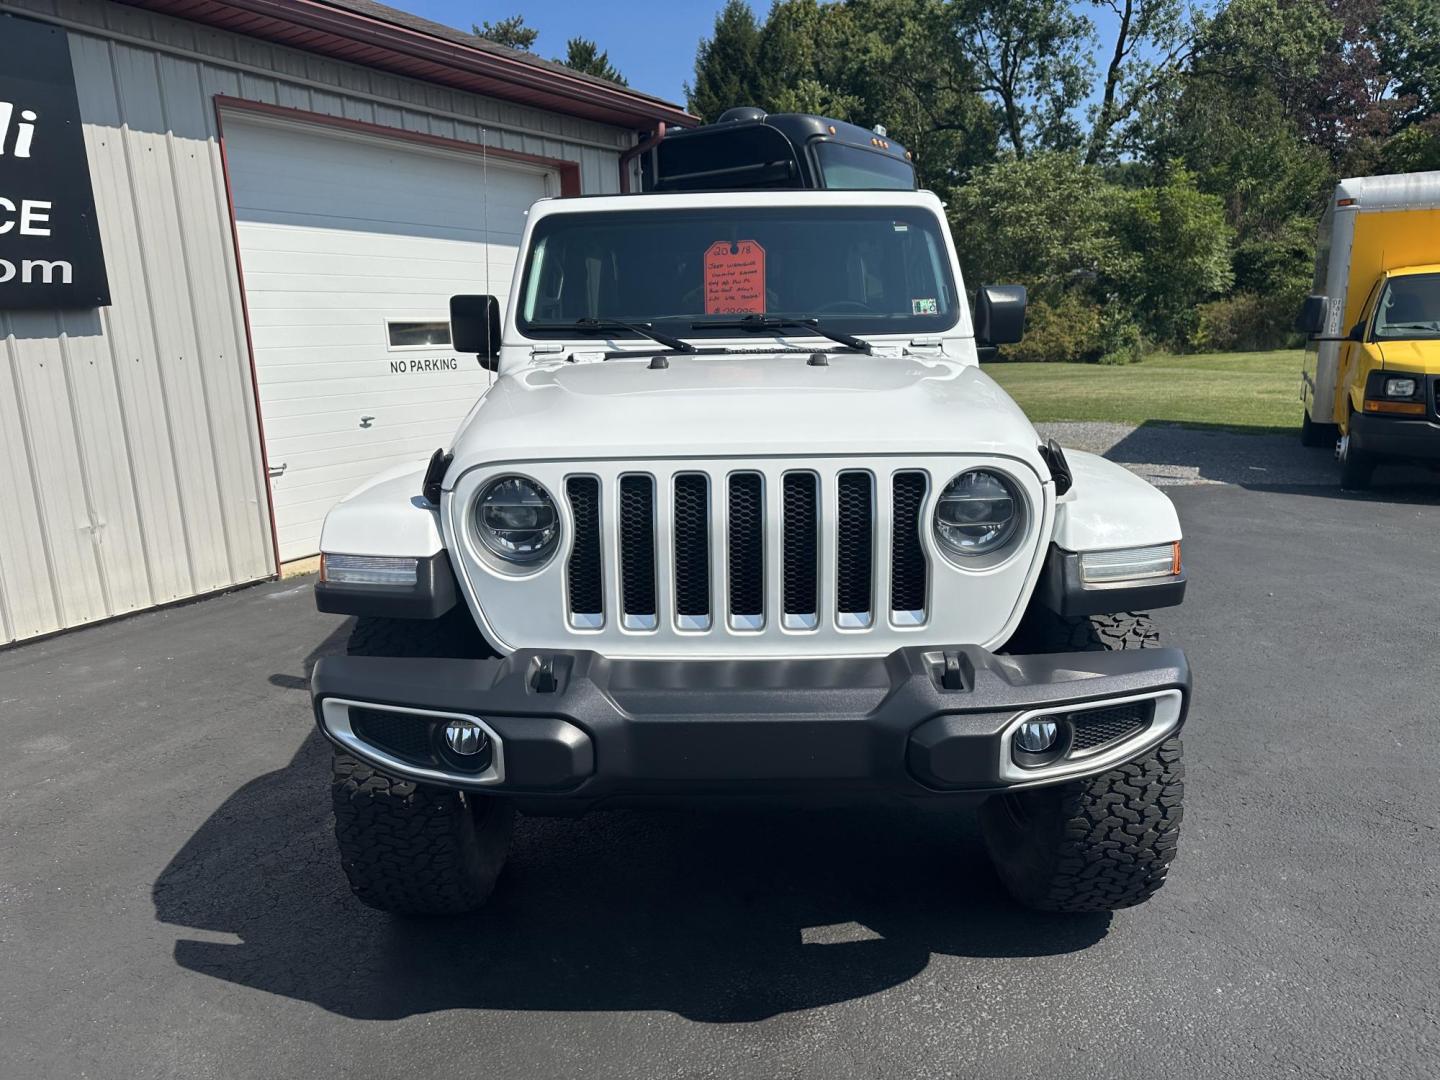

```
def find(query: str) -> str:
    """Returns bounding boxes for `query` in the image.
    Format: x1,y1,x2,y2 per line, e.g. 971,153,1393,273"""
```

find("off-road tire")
1008,609,1159,654
331,754,514,915
979,739,1184,912
986,608,1182,911
330,607,510,915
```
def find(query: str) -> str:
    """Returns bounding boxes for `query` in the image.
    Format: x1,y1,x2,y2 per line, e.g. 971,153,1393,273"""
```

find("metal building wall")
0,0,629,645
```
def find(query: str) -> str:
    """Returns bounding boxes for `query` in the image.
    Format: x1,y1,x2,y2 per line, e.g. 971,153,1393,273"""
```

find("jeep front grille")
618,475,657,630
566,477,603,628
565,465,933,635
781,473,818,629
673,473,711,629
835,471,874,626
890,471,928,623
727,472,765,628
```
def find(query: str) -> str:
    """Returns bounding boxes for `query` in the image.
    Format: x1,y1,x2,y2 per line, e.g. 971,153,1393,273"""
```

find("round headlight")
934,469,1021,558
474,476,559,564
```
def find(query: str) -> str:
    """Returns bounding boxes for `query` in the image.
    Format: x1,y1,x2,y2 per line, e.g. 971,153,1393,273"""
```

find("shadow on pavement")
153,666,1110,1022
1098,420,1440,502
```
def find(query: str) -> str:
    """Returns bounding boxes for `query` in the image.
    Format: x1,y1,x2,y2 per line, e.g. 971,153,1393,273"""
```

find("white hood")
447,352,1047,477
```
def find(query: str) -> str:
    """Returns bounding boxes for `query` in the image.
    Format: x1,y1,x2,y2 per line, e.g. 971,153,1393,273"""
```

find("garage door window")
387,319,453,349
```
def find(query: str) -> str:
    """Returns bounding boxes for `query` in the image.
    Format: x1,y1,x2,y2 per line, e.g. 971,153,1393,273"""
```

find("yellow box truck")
1300,170,1440,489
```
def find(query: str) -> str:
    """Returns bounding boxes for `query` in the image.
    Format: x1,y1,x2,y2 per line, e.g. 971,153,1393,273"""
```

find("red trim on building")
212,101,283,576
120,0,695,129
214,96,583,195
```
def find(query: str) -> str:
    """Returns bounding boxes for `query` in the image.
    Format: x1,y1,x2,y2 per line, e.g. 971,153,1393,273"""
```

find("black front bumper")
312,645,1190,809
1349,412,1440,461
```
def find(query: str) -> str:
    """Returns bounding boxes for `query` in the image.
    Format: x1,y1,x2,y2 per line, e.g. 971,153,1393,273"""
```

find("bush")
1096,304,1146,364
1192,291,1302,351
1102,168,1235,347
950,153,1120,296
1002,292,1104,363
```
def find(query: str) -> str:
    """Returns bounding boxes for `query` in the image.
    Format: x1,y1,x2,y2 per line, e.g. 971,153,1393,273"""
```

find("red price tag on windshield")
704,240,766,314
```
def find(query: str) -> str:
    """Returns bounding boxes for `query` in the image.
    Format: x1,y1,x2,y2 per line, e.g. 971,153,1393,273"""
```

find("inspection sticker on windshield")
704,240,766,314
912,298,938,315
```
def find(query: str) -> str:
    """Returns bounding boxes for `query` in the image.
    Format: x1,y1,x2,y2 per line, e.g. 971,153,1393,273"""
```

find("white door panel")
224,115,550,560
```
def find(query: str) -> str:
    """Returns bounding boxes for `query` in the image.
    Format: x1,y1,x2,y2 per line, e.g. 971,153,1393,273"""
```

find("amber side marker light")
1363,400,1426,415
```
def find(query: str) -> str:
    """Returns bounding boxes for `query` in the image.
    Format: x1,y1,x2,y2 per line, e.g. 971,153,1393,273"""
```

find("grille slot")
890,471,928,621
350,707,432,764
619,475,657,629
782,472,819,629
835,471,873,626
566,476,603,627
1068,702,1152,754
728,472,765,628
673,474,711,628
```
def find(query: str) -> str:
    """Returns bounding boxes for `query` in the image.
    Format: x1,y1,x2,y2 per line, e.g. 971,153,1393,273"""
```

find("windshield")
517,205,957,340
1373,273,1440,340
814,142,917,190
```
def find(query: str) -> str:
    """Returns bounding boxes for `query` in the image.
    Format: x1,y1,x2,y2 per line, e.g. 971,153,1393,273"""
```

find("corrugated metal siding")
0,0,629,645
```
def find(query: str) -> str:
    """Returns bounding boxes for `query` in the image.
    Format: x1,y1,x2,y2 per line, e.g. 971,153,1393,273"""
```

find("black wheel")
1338,430,1376,491
986,609,1183,911
331,754,514,915
329,607,511,915
1300,410,1338,448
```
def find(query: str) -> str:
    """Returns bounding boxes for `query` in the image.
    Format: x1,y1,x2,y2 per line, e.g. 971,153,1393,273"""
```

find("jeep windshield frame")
515,205,960,342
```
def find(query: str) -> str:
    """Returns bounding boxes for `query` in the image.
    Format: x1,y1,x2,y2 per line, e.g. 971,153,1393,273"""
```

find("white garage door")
224,115,552,561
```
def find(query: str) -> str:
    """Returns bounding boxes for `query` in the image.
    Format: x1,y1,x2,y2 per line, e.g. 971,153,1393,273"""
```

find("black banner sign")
0,14,110,308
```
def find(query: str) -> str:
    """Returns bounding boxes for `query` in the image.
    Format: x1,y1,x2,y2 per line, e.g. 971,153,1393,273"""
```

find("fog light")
444,719,488,756
1016,719,1059,753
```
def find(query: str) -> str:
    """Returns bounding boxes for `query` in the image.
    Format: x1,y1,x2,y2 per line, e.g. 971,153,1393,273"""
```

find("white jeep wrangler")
310,189,1189,916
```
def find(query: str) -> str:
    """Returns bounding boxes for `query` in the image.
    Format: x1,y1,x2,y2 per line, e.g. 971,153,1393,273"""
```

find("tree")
473,14,538,52
952,0,1094,158
689,0,996,194
1375,0,1440,125
949,152,1135,361
1085,0,1199,164
950,151,1118,293
1103,168,1234,345
562,38,628,85
687,0,766,123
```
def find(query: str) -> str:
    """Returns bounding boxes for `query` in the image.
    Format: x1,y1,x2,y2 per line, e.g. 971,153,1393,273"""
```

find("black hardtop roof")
670,111,908,155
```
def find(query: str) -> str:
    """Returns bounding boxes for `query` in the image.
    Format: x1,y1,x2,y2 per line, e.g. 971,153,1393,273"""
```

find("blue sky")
402,1,1133,110
404,1,724,105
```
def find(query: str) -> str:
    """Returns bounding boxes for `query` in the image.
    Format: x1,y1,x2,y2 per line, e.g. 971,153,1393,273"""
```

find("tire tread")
331,753,512,915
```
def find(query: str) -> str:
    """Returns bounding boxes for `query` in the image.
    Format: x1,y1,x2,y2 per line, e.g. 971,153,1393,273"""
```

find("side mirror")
450,294,502,370
1298,294,1329,336
974,284,1027,347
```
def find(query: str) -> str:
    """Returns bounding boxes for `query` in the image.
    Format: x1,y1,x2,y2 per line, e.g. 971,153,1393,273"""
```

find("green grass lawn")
985,349,1304,434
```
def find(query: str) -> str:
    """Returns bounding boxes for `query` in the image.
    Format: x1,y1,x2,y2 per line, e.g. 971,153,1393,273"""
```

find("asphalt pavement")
3,438,1439,1080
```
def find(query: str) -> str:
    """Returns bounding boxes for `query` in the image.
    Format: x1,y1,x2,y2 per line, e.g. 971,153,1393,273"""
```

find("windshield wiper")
569,317,697,353
694,314,874,355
